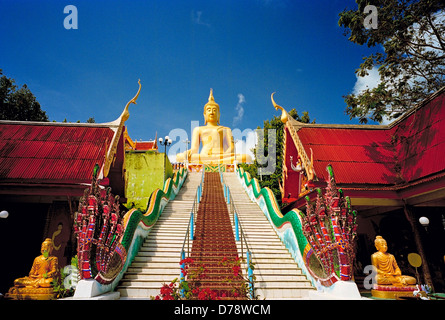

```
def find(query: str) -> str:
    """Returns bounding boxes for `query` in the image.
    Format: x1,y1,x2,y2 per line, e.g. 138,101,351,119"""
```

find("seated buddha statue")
176,89,252,164
13,238,59,289
371,236,416,287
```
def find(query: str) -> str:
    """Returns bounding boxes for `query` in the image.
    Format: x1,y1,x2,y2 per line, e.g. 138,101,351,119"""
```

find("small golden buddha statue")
176,89,252,164
7,238,58,299
371,236,416,286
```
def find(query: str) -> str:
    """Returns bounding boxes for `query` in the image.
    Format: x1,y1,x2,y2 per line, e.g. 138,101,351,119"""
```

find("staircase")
117,172,202,299
223,172,315,299
116,170,315,299
189,172,245,298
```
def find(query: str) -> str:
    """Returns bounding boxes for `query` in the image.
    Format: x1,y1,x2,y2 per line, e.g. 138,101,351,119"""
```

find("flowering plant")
152,256,256,300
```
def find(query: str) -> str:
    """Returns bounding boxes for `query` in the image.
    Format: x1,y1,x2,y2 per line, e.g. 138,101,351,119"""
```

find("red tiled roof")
0,123,114,184
294,88,445,186
135,141,156,151
394,93,445,183
298,127,398,185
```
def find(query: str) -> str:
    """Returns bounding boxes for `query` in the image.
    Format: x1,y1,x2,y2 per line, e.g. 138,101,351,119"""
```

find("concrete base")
62,291,120,300
309,281,365,300
73,279,113,299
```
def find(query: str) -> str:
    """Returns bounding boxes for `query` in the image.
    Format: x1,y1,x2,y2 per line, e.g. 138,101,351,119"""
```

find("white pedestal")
309,281,364,300
73,279,105,299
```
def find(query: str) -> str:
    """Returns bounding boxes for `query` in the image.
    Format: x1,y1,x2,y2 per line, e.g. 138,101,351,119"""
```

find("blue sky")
0,0,380,160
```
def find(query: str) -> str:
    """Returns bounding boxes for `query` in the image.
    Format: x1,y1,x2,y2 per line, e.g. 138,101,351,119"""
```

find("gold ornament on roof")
103,79,141,177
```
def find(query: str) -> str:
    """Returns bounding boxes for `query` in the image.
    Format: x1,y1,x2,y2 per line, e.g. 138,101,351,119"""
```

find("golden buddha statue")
371,236,416,286
7,238,58,299
176,89,252,164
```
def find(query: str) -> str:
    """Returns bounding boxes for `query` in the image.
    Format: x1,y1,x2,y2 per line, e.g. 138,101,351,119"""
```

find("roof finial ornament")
271,92,288,124
121,79,141,123
103,79,141,178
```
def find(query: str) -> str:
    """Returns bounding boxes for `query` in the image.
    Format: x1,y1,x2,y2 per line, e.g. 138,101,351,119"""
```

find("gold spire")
205,88,219,108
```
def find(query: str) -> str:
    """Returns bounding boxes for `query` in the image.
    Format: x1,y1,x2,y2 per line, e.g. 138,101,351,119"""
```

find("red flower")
196,287,220,300
163,293,174,300
232,265,241,277
160,284,173,296
180,257,194,265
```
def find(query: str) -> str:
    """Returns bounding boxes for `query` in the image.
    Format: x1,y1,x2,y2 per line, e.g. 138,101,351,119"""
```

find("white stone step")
118,287,167,298
126,261,180,269
117,173,201,298
221,172,315,299
136,250,183,257
254,288,313,299
120,280,182,288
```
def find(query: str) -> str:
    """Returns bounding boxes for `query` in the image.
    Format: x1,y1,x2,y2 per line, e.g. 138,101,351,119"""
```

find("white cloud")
191,10,210,27
409,11,444,55
232,93,245,126
352,66,380,95
352,10,444,97
352,67,394,124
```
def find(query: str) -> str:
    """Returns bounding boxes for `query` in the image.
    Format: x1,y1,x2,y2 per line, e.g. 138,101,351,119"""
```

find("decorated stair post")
299,165,358,292
73,164,127,297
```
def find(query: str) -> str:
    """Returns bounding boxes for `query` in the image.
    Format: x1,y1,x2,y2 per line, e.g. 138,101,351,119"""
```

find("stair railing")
220,170,255,299
180,168,204,290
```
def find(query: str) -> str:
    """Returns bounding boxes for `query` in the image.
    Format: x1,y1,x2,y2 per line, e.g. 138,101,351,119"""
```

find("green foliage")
0,69,49,121
51,257,79,299
339,0,445,123
239,109,314,207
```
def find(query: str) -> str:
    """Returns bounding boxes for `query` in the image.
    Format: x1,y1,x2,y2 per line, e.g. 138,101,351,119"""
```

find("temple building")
124,127,158,152
0,119,127,294
0,80,172,295
275,87,445,292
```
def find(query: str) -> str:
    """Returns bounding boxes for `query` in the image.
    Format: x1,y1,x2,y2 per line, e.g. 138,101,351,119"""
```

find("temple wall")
124,151,173,210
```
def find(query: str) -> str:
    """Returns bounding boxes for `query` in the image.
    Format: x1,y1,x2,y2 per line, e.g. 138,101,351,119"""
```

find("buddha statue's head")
41,238,54,257
374,235,388,253
204,89,220,125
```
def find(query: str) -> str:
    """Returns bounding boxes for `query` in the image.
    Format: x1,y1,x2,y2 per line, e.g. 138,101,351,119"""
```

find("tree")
239,109,314,207
0,69,49,122
339,0,445,123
